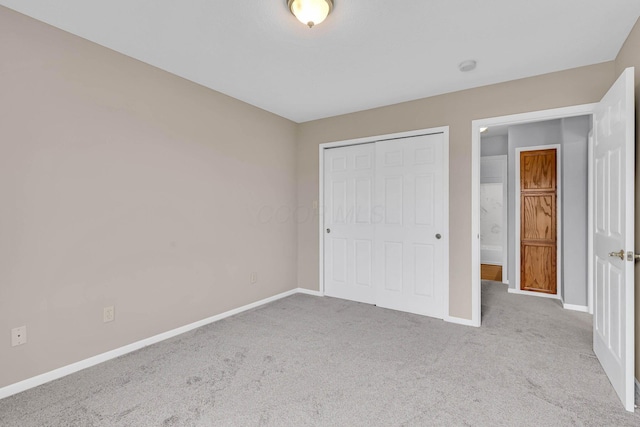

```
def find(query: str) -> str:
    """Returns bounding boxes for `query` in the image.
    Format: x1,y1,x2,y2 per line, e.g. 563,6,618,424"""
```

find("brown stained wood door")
520,149,557,294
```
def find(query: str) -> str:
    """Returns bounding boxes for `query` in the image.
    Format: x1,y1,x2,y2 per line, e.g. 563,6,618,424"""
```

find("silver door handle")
326,228,331,234
609,249,624,260
435,234,442,239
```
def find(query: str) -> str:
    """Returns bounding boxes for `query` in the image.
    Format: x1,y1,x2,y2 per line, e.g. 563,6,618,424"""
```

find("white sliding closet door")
324,143,376,304
374,134,446,317
323,133,447,319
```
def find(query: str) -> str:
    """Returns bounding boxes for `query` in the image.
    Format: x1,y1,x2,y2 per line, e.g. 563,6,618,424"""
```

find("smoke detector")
459,60,477,72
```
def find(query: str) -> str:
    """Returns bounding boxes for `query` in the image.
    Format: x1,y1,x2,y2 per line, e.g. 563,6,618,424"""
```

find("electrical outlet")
103,306,115,323
250,272,258,284
11,326,27,347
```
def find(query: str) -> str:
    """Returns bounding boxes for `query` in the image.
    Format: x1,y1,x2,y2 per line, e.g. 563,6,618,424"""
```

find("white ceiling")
2,1,639,123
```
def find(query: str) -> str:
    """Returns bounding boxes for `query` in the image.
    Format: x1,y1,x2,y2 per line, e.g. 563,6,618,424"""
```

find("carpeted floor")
0,282,638,426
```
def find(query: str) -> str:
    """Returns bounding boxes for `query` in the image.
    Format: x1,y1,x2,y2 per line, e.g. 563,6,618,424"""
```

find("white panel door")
593,67,635,412
324,143,376,304
374,134,446,317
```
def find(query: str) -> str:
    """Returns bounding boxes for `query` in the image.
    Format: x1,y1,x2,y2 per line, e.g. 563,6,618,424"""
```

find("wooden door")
520,149,557,294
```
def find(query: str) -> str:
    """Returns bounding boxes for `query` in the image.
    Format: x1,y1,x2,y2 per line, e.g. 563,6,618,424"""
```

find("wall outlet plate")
103,306,115,323
11,326,27,347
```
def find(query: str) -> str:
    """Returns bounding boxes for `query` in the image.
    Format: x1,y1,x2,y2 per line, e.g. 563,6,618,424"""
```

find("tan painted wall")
297,63,616,319
2,3,638,392
0,7,298,388
614,17,640,383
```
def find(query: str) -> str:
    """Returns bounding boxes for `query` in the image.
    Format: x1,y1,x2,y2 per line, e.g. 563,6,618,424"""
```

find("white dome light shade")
288,0,333,28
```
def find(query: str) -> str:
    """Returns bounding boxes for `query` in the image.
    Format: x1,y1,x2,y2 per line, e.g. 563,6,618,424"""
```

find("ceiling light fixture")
288,0,333,28
459,60,477,72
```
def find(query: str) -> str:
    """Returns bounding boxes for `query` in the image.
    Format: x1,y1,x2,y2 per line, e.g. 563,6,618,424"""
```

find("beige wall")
297,63,616,319
2,4,639,392
0,7,298,388
614,17,640,382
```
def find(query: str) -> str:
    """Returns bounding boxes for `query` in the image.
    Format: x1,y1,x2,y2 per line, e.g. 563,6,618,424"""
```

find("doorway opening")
476,68,636,412
471,104,597,328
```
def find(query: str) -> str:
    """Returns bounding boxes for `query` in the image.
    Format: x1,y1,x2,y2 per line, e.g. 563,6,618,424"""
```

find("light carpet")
0,282,638,426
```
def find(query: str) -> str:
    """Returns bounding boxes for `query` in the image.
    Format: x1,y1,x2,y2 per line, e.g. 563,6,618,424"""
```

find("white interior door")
593,67,635,412
323,133,447,319
324,143,375,304
374,134,446,317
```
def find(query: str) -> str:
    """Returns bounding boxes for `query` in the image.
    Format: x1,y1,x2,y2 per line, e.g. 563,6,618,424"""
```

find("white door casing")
323,143,376,304
593,67,635,412
374,134,446,317
321,130,448,320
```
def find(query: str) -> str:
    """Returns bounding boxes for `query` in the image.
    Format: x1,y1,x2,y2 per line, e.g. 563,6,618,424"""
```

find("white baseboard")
507,288,562,300
296,288,323,297
445,315,479,327
562,302,589,313
0,287,313,401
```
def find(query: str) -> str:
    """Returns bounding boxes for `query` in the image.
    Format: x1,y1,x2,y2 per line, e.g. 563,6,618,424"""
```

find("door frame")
512,144,562,300
318,126,452,319
471,104,597,327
